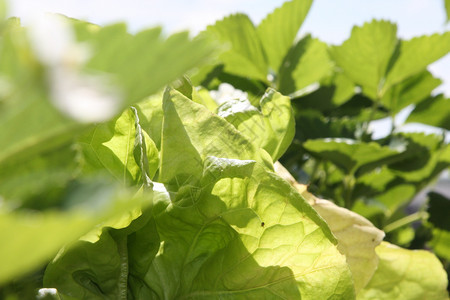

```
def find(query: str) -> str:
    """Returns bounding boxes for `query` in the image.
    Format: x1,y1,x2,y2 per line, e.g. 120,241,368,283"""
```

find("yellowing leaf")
275,162,385,293
358,242,449,300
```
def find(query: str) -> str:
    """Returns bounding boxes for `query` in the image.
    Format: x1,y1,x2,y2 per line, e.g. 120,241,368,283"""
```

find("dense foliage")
0,0,449,299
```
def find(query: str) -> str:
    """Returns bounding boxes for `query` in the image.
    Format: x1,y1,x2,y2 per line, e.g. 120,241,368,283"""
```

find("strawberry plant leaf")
206,14,268,83
257,0,313,73
330,20,398,99
406,94,450,130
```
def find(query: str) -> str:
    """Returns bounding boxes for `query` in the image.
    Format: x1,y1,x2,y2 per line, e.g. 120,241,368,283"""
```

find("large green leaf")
257,0,313,73
406,94,450,130
79,107,158,186
158,88,272,187
218,88,294,161
146,160,354,299
278,36,333,94
303,138,400,174
330,20,398,98
384,32,450,88
358,242,449,300
206,14,268,83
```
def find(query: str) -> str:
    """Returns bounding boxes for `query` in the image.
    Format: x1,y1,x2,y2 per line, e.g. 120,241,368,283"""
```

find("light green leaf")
159,88,272,187
76,22,216,104
45,159,354,299
385,32,450,88
380,70,441,113
330,20,398,98
275,162,385,294
358,242,449,300
406,94,450,130
429,228,450,260
260,89,295,160
218,88,294,161
303,138,400,174
206,14,268,82
134,92,164,149
279,36,333,94
146,161,354,299
79,107,159,186
257,0,313,73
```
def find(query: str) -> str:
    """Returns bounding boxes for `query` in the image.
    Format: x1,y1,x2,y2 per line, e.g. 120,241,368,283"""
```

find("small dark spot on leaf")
372,238,375,242
261,222,265,227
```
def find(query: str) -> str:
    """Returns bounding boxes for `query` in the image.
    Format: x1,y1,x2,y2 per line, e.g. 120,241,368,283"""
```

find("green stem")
343,174,356,209
116,235,129,300
384,211,429,233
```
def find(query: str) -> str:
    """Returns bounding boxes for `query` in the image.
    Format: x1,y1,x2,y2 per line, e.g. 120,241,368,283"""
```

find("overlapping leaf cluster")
192,0,450,294
0,0,449,299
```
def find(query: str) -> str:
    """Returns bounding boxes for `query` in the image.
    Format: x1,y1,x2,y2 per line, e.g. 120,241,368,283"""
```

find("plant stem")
116,235,129,300
343,174,356,209
384,211,429,233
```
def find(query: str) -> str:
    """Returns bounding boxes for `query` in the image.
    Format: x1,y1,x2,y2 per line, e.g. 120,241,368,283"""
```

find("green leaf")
76,22,216,104
358,242,449,300
218,88,294,161
446,0,450,22
406,94,450,130
0,144,79,208
259,89,295,160
380,70,441,113
388,133,447,182
158,88,272,187
79,107,158,186
146,161,354,299
303,138,400,174
206,14,268,82
310,199,384,294
44,210,159,299
427,192,450,231
133,92,164,149
330,20,398,98
257,0,313,73
275,163,384,294
429,228,450,260
0,180,147,285
278,36,333,94
384,32,450,88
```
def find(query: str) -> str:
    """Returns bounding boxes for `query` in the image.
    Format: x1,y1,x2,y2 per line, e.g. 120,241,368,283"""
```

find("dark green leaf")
406,94,450,130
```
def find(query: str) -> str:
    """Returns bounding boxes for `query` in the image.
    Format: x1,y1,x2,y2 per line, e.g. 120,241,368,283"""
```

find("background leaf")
257,0,313,73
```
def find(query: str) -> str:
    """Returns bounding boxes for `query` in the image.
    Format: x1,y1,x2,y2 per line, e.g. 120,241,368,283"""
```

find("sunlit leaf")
330,20,398,98
406,94,450,130
206,14,268,83
257,0,313,73
358,242,449,300
384,32,450,88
